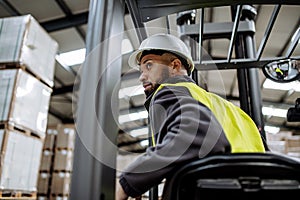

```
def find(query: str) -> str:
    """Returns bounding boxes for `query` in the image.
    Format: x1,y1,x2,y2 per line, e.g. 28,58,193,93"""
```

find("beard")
144,67,171,97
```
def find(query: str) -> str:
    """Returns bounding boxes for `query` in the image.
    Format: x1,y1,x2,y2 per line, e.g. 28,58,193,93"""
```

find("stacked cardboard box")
0,69,52,138
0,129,43,191
0,14,58,199
37,124,76,200
38,127,57,198
0,15,58,87
285,135,300,159
266,131,300,160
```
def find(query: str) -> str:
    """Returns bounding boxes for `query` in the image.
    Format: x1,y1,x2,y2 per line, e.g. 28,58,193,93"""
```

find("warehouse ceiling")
0,0,299,151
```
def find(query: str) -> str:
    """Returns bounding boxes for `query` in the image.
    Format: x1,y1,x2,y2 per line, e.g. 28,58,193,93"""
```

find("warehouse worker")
116,33,266,200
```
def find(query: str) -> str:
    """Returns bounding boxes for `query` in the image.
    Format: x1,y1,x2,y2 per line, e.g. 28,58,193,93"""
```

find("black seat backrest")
167,153,300,200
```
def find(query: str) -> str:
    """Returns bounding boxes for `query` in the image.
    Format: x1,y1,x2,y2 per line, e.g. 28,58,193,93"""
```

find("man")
116,33,266,200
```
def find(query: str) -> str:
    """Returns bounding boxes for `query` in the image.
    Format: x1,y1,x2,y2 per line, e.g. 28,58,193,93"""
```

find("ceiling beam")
54,0,86,40
55,0,73,15
0,0,20,15
40,11,88,32
52,84,78,95
48,106,74,123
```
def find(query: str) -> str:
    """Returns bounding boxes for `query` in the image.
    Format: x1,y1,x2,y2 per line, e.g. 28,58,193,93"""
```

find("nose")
139,71,147,82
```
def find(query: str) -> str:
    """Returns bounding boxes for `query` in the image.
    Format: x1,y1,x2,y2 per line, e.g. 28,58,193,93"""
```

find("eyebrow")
141,58,152,65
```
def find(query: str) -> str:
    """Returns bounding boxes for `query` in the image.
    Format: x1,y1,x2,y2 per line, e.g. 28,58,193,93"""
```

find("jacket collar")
144,75,195,110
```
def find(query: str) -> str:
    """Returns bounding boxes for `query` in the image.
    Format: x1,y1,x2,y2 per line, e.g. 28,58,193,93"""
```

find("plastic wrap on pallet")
0,69,52,138
0,14,58,87
56,124,76,150
0,129,43,191
53,149,74,172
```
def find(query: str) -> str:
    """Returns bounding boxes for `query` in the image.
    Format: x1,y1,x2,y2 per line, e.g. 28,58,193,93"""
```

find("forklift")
69,1,300,199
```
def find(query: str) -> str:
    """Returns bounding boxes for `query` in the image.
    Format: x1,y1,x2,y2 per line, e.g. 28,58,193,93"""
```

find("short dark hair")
139,49,190,75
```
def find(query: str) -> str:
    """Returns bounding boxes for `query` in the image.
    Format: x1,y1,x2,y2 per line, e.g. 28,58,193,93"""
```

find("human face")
138,54,172,95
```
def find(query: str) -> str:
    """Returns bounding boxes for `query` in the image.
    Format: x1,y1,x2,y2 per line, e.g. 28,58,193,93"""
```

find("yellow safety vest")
151,82,265,153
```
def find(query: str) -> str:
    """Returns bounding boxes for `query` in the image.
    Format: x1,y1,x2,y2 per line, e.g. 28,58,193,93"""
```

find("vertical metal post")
241,5,266,139
177,10,199,83
244,34,266,138
70,0,124,199
231,6,250,114
148,181,159,200
147,119,158,200
235,35,251,114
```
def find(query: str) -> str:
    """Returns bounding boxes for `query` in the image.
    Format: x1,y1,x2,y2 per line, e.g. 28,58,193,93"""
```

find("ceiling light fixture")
264,125,280,134
262,106,288,118
263,79,300,92
129,127,149,137
56,39,134,67
56,48,86,67
118,110,148,124
119,85,144,99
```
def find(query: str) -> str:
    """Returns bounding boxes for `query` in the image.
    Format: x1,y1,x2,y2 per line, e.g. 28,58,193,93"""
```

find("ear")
171,58,182,72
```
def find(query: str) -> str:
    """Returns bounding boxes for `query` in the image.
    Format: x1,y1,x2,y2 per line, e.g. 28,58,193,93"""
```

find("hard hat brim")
128,49,144,70
128,48,195,73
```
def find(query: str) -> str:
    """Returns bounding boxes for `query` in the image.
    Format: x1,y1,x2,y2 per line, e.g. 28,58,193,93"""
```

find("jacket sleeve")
119,86,231,197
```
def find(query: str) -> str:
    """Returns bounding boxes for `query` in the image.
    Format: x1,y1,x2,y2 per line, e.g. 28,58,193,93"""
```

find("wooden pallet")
0,190,37,199
55,147,74,151
0,63,52,88
0,121,43,140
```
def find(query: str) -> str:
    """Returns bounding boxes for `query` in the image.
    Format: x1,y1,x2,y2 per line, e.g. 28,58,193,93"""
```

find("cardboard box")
267,140,287,154
51,172,71,195
0,15,58,87
286,135,300,147
266,131,293,141
285,135,300,152
50,196,68,200
37,196,49,200
0,128,43,191
56,124,76,149
40,150,54,172
53,149,74,171
44,128,58,150
0,69,52,138
37,172,51,195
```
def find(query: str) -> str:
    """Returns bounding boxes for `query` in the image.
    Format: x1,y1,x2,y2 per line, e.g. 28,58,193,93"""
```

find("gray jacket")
119,76,231,198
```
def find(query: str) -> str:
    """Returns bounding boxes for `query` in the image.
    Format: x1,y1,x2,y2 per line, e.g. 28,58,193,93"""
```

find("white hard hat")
128,33,194,74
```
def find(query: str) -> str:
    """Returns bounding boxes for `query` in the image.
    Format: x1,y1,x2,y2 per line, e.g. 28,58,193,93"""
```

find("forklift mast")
70,1,300,199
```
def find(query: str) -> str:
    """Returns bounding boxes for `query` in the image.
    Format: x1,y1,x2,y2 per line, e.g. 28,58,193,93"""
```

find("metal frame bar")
194,56,300,70
180,21,255,39
256,5,281,60
285,27,300,58
125,0,148,42
227,5,242,62
231,5,251,116
136,0,300,22
198,8,204,63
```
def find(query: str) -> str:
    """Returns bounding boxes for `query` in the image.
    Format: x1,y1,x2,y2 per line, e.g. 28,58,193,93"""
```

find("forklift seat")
167,152,300,200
